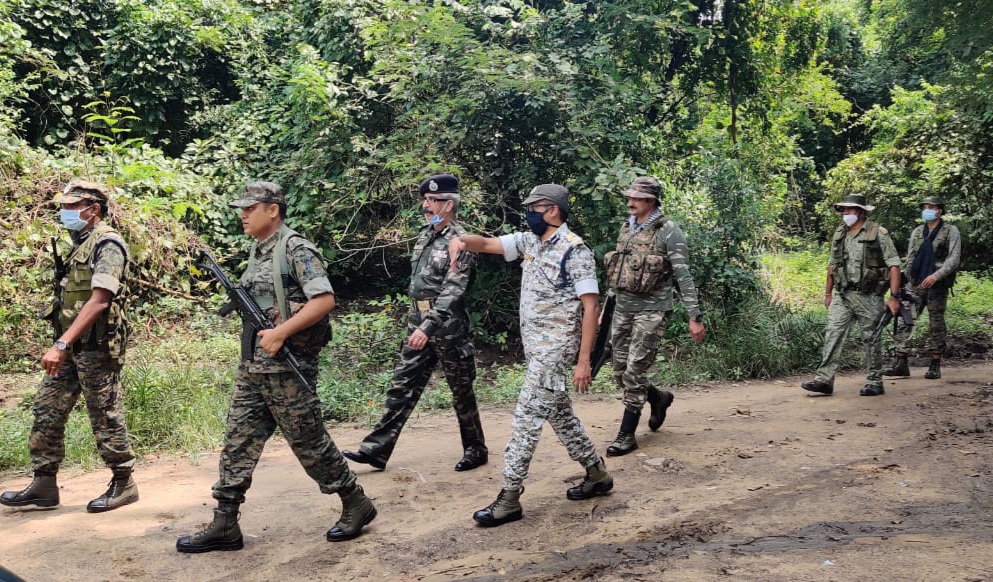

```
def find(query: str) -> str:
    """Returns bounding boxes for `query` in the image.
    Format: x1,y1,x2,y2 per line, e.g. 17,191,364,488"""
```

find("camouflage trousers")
502,377,599,491
815,290,886,388
213,364,355,504
892,284,948,358
357,327,485,465
29,350,135,475
611,310,671,414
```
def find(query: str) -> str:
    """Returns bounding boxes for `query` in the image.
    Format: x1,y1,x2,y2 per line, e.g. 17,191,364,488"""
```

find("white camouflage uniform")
498,224,601,490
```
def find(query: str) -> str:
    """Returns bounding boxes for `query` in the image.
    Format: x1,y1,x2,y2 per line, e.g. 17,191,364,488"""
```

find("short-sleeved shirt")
241,228,334,373
90,239,126,295
500,223,598,391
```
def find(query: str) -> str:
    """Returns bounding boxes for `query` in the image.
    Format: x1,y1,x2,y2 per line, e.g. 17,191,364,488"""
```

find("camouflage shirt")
240,227,334,373
500,223,599,391
611,216,702,316
409,222,476,337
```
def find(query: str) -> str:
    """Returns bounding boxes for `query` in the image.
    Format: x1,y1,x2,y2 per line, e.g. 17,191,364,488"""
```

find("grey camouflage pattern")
503,224,599,392
502,383,599,491
498,224,601,491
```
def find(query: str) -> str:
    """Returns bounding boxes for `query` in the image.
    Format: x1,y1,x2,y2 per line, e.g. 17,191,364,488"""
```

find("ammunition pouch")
858,268,889,296
269,302,333,358
604,251,670,295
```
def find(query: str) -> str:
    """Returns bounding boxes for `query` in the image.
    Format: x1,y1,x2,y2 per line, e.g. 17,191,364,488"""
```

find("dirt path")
2,363,993,581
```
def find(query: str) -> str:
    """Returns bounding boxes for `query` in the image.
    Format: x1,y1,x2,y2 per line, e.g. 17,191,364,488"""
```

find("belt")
413,299,435,313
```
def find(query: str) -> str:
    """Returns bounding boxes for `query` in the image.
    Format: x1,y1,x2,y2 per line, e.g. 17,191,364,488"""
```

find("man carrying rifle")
883,195,962,380
801,194,902,397
601,177,705,457
177,181,375,553
2,180,137,512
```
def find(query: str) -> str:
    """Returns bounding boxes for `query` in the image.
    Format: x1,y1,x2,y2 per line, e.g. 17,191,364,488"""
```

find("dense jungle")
1,1,993,579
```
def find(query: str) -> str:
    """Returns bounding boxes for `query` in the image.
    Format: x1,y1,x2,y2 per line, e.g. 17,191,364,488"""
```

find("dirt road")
2,363,992,581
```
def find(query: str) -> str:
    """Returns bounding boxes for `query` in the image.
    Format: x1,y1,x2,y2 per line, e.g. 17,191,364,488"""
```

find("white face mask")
842,214,859,227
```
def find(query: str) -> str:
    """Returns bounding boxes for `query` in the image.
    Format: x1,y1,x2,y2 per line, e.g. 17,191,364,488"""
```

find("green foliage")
0,325,236,472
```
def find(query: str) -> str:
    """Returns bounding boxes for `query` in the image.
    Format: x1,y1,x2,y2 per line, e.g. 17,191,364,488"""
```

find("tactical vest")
245,224,331,357
829,221,889,295
929,223,951,262
604,217,673,294
58,222,129,359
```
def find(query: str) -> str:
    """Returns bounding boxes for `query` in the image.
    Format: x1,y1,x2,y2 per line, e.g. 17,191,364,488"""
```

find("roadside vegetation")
2,1,993,472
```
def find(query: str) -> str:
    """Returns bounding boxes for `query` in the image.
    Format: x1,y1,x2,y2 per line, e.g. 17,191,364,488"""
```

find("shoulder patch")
563,231,584,247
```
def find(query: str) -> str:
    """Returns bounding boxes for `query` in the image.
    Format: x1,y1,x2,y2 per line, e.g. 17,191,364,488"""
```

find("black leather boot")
87,467,138,513
566,458,614,500
0,473,59,508
327,484,377,541
606,410,640,457
647,387,674,431
473,488,523,527
883,357,910,377
176,502,243,553
925,359,941,379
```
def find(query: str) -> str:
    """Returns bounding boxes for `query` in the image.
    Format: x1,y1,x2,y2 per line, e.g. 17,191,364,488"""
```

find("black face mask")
525,210,550,236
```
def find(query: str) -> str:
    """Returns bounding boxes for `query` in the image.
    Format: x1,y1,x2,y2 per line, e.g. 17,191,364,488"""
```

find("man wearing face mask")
450,184,612,527
601,176,705,457
802,194,902,397
2,180,138,512
343,174,487,472
883,196,962,380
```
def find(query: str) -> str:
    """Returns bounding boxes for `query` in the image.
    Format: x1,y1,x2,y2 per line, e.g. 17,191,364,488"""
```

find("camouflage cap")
59,180,110,204
919,195,944,208
228,181,286,208
624,176,661,200
834,194,875,212
522,183,570,210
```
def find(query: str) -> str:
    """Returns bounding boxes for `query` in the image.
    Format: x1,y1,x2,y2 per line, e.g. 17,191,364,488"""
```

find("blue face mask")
60,207,91,231
921,208,938,222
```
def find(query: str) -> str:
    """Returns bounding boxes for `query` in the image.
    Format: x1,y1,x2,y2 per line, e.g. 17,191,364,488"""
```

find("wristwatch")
690,314,703,323
54,339,69,351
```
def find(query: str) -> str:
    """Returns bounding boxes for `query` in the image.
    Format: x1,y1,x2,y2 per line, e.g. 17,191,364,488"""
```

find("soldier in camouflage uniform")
451,184,613,527
802,194,902,397
603,177,706,457
343,174,487,472
177,182,375,554
1,180,138,513
883,195,962,380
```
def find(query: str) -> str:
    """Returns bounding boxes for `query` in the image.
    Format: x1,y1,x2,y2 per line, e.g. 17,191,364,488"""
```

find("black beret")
419,174,459,196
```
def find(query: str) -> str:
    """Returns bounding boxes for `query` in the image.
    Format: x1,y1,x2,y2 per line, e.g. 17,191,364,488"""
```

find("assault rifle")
40,236,68,339
197,249,314,392
870,285,923,344
590,294,616,379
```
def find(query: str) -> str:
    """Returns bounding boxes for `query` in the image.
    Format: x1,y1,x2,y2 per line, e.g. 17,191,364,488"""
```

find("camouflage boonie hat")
834,194,875,212
58,180,110,204
919,196,944,208
624,176,661,200
523,184,570,211
228,181,286,208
